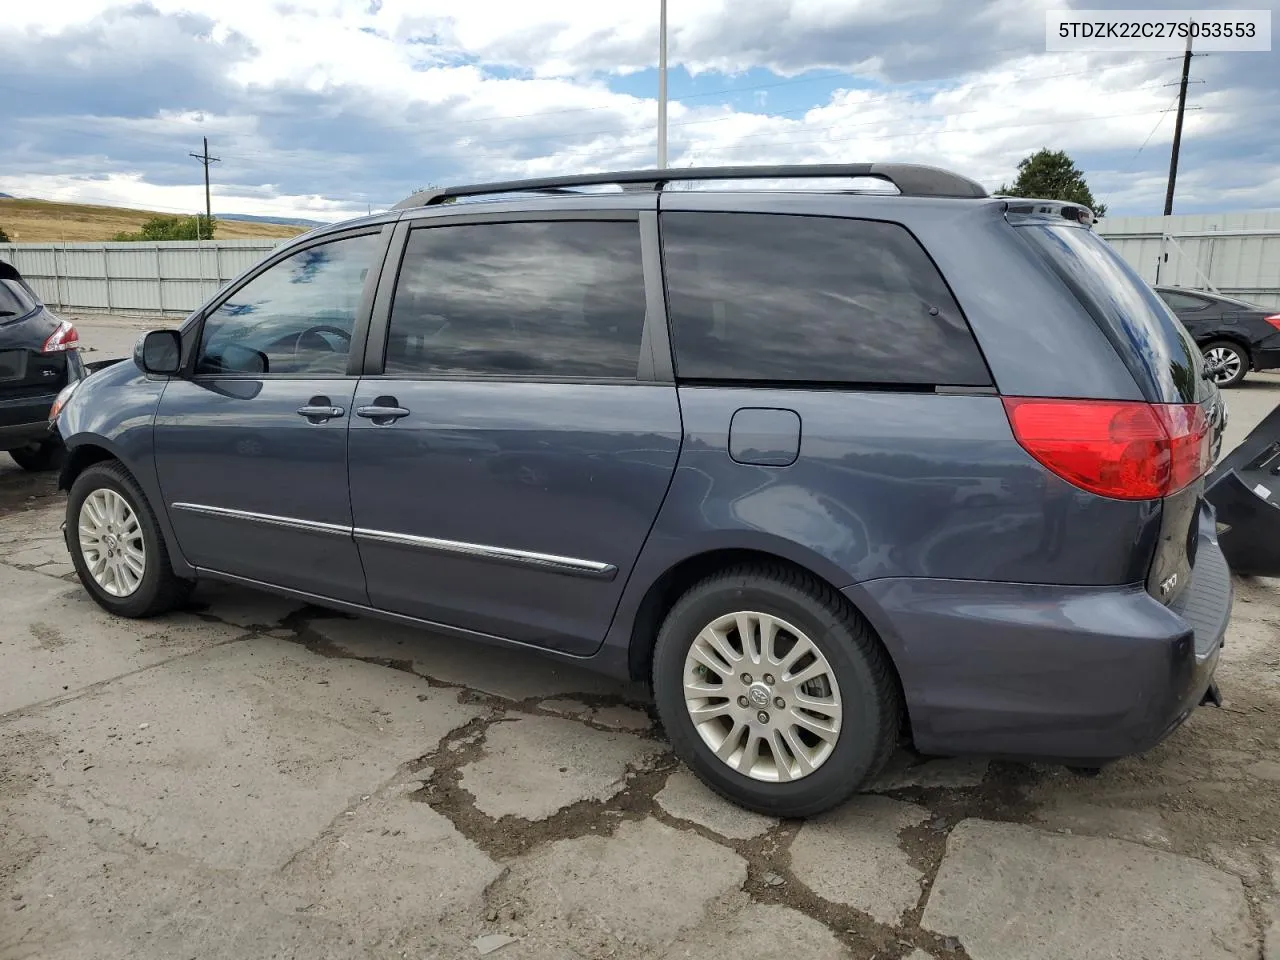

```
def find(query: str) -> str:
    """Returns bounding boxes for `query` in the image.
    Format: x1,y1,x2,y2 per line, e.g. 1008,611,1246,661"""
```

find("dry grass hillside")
0,198,310,242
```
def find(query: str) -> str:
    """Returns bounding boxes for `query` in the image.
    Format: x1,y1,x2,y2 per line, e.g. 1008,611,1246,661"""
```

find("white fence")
3,210,1278,315
0,240,284,316
1097,210,1280,309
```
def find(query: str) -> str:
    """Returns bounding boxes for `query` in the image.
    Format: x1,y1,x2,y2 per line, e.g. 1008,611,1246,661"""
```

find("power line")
188,136,221,239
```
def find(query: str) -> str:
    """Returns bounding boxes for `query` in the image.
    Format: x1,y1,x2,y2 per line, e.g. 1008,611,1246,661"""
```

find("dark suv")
52,164,1231,816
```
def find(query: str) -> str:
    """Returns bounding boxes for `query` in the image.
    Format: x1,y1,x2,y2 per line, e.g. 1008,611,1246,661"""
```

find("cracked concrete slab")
789,795,930,924
655,768,777,840
1,797,375,960
282,783,502,948
1032,799,1172,848
0,564,244,714
663,903,848,959
309,616,642,701
1264,900,1279,960
460,714,658,821
922,819,1255,960
4,637,484,872
492,818,747,955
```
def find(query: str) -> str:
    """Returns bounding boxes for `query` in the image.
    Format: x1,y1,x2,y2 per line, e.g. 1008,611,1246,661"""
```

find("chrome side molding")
169,502,616,580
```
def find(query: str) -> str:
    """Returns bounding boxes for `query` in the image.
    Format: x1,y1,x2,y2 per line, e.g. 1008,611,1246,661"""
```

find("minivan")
52,164,1231,816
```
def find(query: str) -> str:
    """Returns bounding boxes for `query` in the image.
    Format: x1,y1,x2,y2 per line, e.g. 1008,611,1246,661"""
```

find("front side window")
196,233,380,376
385,220,647,379
660,212,991,386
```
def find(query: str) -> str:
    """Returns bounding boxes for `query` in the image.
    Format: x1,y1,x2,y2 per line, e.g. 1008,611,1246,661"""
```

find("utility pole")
188,137,221,239
1164,32,1193,216
657,0,668,168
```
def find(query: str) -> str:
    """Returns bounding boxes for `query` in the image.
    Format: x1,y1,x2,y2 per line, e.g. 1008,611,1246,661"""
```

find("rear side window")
0,279,35,317
1018,224,1204,404
659,212,990,386
1159,290,1210,312
386,220,647,379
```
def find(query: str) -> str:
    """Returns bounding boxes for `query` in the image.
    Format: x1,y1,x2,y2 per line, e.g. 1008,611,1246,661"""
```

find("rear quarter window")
1017,223,1206,404
659,212,991,387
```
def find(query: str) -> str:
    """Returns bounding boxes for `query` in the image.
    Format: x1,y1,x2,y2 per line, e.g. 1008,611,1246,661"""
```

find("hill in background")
0,197,313,242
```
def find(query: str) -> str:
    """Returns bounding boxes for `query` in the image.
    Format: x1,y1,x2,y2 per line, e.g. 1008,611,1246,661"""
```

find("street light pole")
657,0,668,168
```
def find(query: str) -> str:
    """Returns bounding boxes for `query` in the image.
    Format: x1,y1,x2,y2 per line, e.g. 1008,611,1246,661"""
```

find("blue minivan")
51,164,1231,816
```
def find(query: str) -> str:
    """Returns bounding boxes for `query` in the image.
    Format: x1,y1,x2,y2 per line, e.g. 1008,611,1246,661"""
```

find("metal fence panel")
4,217,1278,313
1098,212,1280,309
0,239,283,315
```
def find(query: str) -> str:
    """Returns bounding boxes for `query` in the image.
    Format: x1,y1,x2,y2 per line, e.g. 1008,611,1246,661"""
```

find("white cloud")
0,0,1274,221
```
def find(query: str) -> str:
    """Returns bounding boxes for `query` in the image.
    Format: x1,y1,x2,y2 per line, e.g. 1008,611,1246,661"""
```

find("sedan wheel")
78,488,146,597
684,611,842,782
1203,342,1247,387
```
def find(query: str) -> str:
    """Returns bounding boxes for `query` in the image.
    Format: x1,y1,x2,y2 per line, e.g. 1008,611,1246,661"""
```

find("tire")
1202,340,1249,387
64,460,193,618
9,438,64,472
652,563,902,817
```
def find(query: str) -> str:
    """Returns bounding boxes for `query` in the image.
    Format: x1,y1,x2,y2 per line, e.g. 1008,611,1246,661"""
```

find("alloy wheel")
683,611,842,782
1204,345,1244,385
78,488,146,598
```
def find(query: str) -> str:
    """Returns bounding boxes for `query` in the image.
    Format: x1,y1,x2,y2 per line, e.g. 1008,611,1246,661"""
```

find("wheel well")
58,444,117,492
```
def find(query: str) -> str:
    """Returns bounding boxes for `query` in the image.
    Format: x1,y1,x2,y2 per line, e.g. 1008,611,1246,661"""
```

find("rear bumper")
849,518,1230,761
1252,347,1280,372
0,391,59,451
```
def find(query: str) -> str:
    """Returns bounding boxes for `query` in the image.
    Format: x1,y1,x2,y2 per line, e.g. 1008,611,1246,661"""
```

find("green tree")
997,148,1107,218
0,224,9,243
113,214,217,241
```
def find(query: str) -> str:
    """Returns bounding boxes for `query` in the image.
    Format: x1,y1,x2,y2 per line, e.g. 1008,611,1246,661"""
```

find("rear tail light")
1003,398,1211,500
1264,314,1280,332
41,320,79,353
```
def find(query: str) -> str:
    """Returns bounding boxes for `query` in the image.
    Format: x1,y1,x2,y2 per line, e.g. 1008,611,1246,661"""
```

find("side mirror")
135,330,183,376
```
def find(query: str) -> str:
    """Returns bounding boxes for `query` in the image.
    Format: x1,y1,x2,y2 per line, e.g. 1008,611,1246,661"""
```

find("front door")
348,215,682,655
154,229,386,602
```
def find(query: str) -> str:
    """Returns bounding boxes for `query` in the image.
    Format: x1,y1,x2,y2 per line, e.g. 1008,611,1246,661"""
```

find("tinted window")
196,233,380,376
1159,290,1210,312
0,279,34,317
1019,224,1204,403
386,221,646,379
660,212,990,385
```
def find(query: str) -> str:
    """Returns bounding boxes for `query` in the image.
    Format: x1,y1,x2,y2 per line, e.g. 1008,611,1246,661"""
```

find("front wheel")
1202,340,1249,387
65,461,192,617
652,564,902,817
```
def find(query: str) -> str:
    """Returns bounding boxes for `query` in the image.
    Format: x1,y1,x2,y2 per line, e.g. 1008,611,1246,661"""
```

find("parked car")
0,259,83,470
1155,285,1280,387
52,164,1230,817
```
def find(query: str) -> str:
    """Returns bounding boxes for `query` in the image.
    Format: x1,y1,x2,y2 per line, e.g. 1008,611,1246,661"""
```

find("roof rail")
391,163,988,210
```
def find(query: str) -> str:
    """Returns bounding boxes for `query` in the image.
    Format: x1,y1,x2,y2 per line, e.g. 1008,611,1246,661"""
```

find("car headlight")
49,380,80,422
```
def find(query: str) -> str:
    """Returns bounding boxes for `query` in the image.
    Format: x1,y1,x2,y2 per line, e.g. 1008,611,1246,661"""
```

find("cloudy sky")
0,0,1274,223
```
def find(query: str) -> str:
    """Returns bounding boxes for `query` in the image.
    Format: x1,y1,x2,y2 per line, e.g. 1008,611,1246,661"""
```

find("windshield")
1018,222,1207,404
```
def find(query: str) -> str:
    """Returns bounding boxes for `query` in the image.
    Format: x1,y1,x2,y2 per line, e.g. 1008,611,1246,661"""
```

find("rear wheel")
652,564,901,817
65,461,192,617
1202,340,1248,387
9,438,64,472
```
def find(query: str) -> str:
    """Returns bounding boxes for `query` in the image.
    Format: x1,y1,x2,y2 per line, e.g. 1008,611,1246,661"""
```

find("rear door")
347,207,681,655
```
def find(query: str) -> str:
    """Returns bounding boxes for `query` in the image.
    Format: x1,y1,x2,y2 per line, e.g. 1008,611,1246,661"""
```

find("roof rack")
391,163,988,210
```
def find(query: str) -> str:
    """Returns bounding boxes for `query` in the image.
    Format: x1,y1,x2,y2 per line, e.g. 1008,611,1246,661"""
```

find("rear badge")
1159,573,1179,599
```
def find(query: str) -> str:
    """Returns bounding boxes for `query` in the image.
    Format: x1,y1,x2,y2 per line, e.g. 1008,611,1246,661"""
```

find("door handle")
296,398,346,423
356,397,410,424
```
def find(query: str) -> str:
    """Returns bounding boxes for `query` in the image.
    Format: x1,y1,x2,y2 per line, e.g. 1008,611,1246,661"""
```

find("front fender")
56,364,193,578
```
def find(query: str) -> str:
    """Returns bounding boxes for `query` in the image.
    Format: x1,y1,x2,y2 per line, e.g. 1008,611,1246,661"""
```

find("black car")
0,260,84,470
1155,285,1280,387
